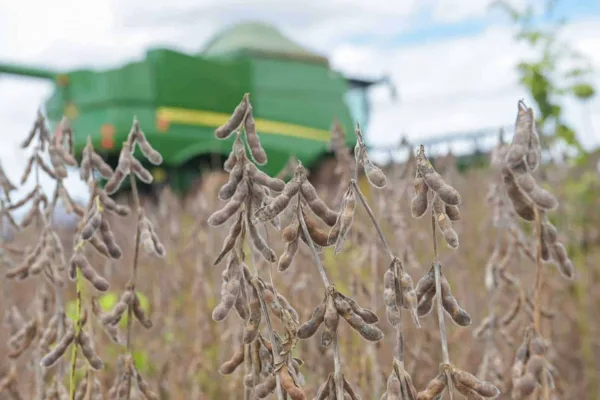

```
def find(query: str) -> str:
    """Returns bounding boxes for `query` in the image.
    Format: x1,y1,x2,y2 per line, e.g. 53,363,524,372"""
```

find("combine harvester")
0,22,393,200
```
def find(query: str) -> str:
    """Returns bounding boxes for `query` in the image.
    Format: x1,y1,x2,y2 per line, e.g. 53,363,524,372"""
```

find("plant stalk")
125,174,143,400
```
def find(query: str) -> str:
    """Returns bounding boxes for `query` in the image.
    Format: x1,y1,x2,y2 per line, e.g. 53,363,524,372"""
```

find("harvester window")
344,86,370,131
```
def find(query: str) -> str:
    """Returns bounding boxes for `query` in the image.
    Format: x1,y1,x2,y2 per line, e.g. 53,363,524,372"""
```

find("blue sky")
0,0,599,200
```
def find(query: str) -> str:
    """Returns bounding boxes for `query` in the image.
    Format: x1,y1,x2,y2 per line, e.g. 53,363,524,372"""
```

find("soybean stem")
533,208,544,334
125,174,143,400
351,180,394,260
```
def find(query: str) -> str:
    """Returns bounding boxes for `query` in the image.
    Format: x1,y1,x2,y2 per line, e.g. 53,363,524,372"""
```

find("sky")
0,0,599,203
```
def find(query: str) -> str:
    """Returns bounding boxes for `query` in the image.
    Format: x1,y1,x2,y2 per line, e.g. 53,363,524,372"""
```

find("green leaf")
571,83,595,100
99,292,119,312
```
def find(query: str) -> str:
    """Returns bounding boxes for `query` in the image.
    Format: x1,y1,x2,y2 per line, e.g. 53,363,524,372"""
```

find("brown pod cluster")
215,94,269,164
383,258,420,327
6,223,66,283
432,195,459,249
354,123,387,188
139,213,166,258
540,217,575,279
212,253,244,322
503,101,558,215
314,372,361,400
416,145,461,206
41,312,102,371
415,266,471,326
107,355,159,400
380,360,418,400
297,285,383,347
103,118,162,195
255,355,305,399
7,318,37,359
511,331,553,399
254,163,339,230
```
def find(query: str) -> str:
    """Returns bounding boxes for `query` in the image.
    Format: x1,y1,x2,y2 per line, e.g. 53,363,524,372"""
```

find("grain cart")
0,22,392,197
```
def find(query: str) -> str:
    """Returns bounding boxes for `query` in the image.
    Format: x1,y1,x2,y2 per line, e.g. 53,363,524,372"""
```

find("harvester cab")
0,21,393,198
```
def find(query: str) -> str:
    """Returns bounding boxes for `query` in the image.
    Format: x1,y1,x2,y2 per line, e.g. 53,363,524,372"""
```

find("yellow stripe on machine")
156,107,331,142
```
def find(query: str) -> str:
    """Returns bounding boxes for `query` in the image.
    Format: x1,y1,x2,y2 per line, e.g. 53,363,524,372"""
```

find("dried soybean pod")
244,105,268,165
301,211,331,247
219,347,245,375
247,218,276,263
88,234,111,258
506,101,532,168
234,281,249,320
527,121,541,171
134,366,159,400
500,295,521,327
98,189,130,216
215,94,249,139
526,355,545,381
99,218,122,259
415,268,436,299
334,294,383,342
71,253,110,292
416,372,447,400
254,178,301,223
247,163,284,191
399,268,420,326
343,377,360,400
332,188,356,254
439,274,471,326
282,217,299,243
501,166,535,221
321,291,339,347
91,153,115,179
297,296,326,339
223,149,237,172
213,211,244,265
132,294,153,329
278,237,299,272
432,195,459,249
445,204,461,221
453,381,485,400
511,161,558,210
78,330,103,370
81,209,102,241
208,181,249,226
279,366,306,400
512,373,537,399
255,373,277,398
218,161,244,201
386,370,402,400
101,288,135,326
20,155,35,185
244,283,262,344
314,374,332,400
338,292,378,324
383,263,401,326
452,369,499,398
363,156,387,188
41,328,74,367
130,156,153,184
416,145,461,206
300,179,339,227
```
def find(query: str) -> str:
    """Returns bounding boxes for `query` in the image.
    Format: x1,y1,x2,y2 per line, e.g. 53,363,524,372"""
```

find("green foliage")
491,0,596,162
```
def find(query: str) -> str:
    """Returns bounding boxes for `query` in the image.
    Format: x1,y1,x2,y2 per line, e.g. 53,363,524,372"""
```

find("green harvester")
0,22,391,195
